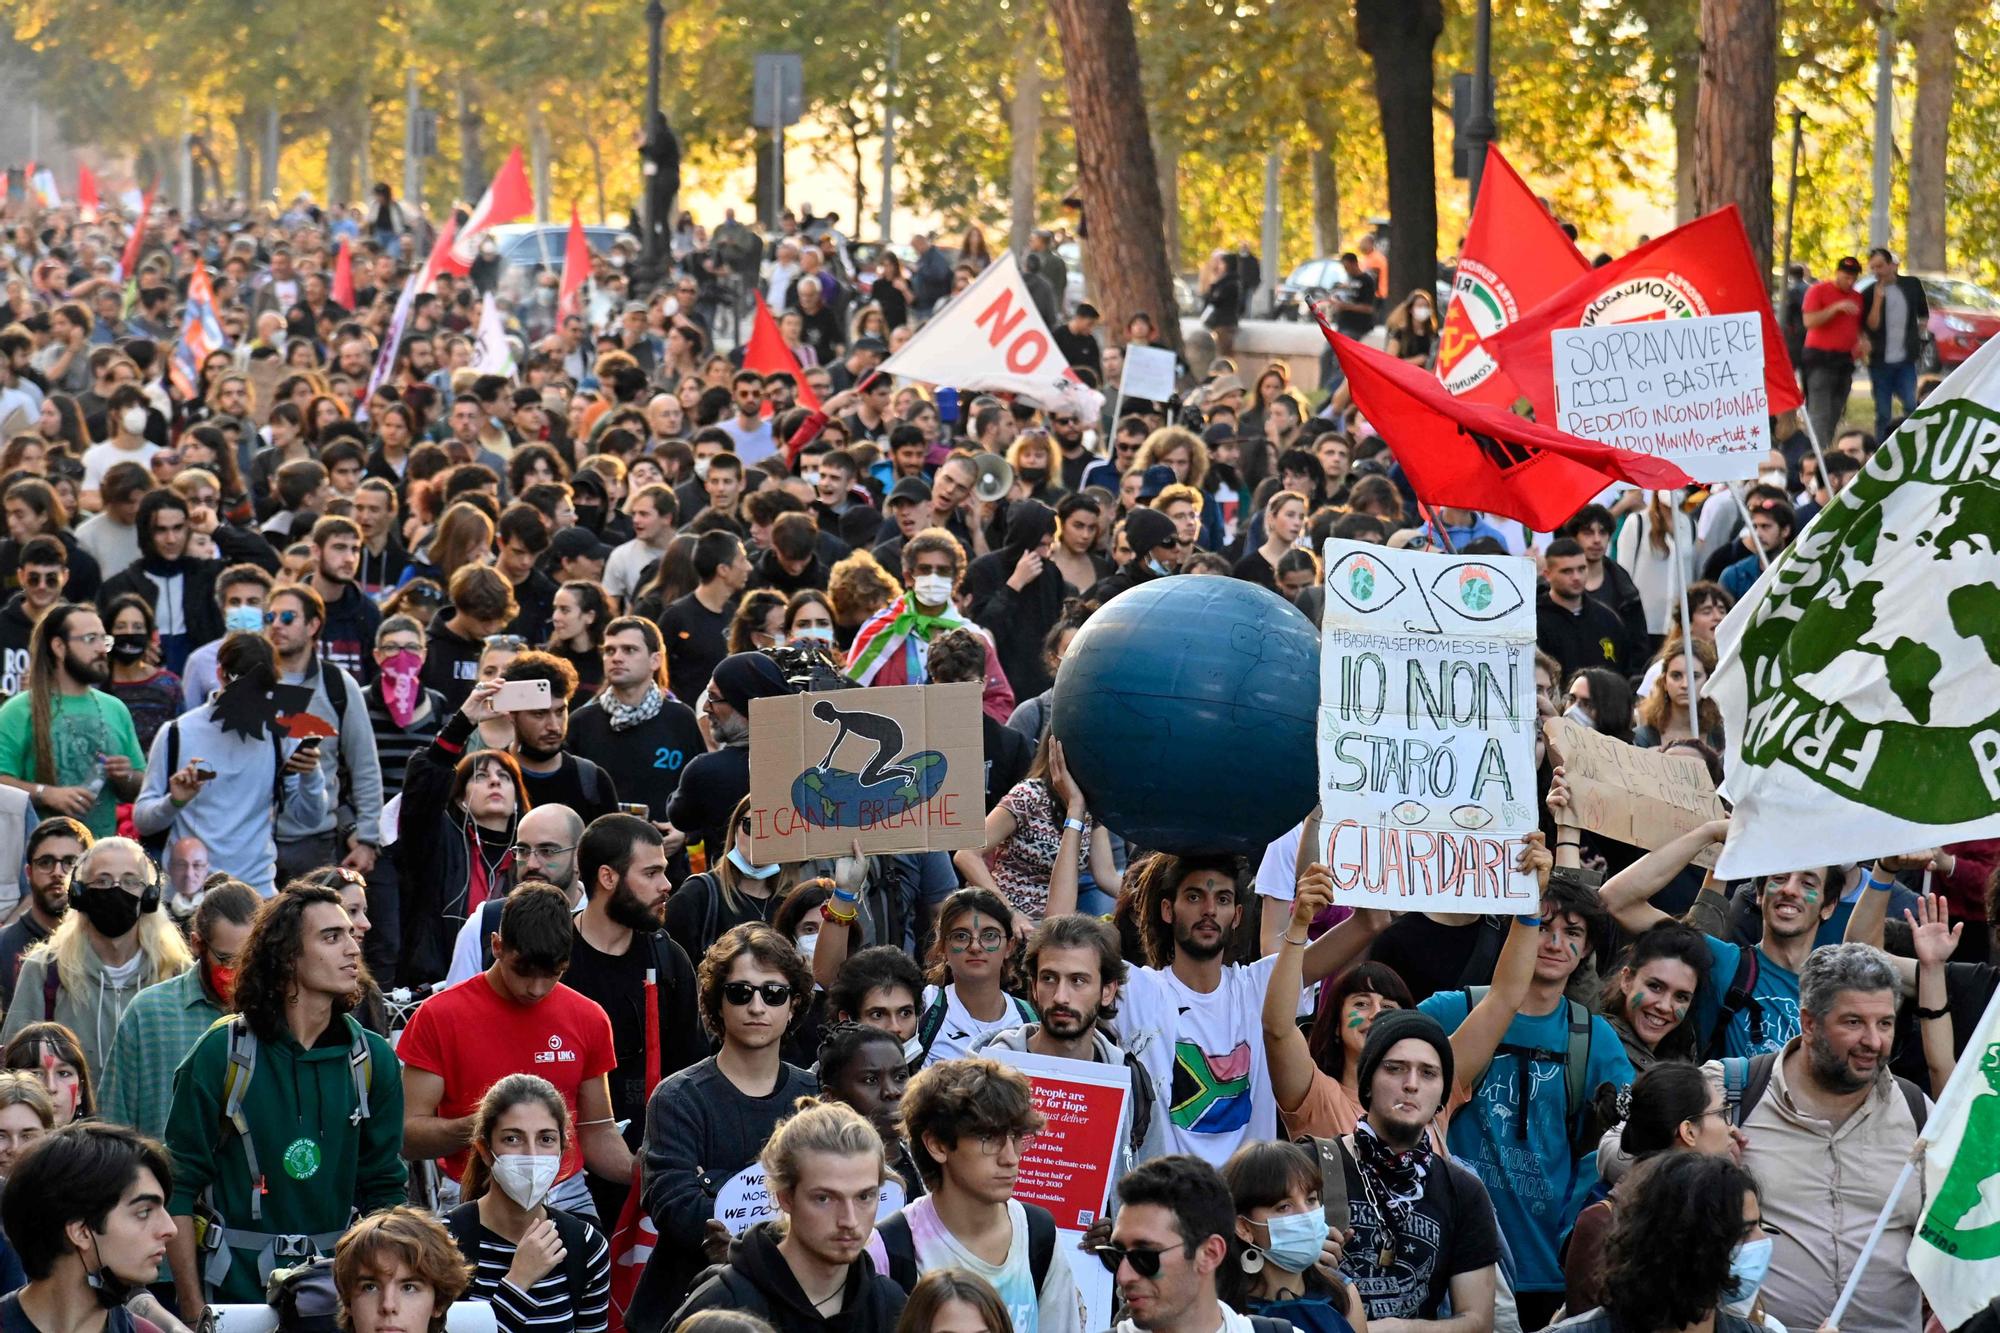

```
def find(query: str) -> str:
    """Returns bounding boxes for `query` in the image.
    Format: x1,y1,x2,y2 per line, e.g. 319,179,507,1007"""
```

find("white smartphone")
492,678,553,712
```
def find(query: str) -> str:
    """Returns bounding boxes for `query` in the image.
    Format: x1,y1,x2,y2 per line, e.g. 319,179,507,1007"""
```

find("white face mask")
912,573,954,606
693,456,712,480
120,407,148,435
1759,469,1788,489
901,1033,926,1067
792,624,836,645
1412,305,1432,323
490,1153,560,1210
802,470,821,489
794,932,819,960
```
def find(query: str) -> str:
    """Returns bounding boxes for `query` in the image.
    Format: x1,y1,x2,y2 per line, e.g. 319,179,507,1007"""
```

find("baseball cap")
1137,464,1178,502
550,526,613,562
851,336,889,356
1836,256,1862,275
886,476,931,506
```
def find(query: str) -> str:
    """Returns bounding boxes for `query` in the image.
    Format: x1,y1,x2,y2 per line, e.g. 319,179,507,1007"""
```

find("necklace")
808,1279,846,1310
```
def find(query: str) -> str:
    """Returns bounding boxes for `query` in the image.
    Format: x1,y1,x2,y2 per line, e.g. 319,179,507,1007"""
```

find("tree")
1048,0,1180,354
1695,0,1778,276
1355,0,1444,305
1906,0,1971,270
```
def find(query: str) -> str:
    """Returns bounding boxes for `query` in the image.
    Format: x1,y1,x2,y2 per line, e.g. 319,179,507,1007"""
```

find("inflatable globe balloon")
1052,576,1319,856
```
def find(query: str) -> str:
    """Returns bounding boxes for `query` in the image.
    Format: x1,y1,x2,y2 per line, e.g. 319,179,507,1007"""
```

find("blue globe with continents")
1052,576,1319,856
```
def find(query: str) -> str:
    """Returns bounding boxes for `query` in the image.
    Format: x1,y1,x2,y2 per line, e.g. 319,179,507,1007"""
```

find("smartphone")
297,737,323,753
492,678,553,712
619,803,650,819
192,762,217,782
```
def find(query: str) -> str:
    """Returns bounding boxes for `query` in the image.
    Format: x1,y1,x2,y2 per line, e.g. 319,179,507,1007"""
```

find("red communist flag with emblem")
1322,320,1693,531
741,293,820,411
1482,205,1803,424
1435,145,1590,410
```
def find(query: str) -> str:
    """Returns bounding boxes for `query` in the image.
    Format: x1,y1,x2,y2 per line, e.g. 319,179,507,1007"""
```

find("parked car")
1052,239,1200,320
1274,257,1343,321
1912,273,2000,372
484,221,627,302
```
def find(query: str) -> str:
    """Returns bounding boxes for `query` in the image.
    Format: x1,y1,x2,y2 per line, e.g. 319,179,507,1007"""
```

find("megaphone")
971,452,1014,504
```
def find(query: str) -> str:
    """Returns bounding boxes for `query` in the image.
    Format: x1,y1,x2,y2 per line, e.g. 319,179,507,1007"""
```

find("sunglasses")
21,571,62,589
722,981,794,1008
264,609,302,626
1094,1243,1183,1279
483,634,528,649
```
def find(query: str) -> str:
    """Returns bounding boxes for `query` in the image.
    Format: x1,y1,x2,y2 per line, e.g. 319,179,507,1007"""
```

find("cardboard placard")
1543,715,1727,868
990,1049,1126,1333
1318,539,1540,912
1551,312,1770,482
1120,344,1178,403
748,682,984,861
246,356,287,426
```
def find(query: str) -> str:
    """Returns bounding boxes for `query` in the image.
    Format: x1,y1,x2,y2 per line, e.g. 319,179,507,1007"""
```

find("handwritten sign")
991,1050,1127,1333
713,1162,906,1235
1543,716,1727,868
1551,312,1769,482
1120,344,1178,403
748,683,983,861
1317,540,1539,912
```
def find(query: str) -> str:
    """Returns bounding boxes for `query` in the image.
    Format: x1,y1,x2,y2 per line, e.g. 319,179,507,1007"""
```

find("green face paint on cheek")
1347,1010,1368,1030
1566,939,1580,960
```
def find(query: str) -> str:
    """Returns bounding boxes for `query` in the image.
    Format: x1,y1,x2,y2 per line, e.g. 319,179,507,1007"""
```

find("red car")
1911,273,2000,372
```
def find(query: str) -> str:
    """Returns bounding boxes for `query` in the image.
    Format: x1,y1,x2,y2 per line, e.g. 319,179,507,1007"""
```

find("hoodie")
666,1221,907,1333
964,501,1067,699
0,593,39,695
1,943,167,1085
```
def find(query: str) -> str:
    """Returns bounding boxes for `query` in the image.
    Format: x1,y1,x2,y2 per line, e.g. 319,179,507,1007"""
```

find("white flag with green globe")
1910,984,2000,1329
1710,333,2000,877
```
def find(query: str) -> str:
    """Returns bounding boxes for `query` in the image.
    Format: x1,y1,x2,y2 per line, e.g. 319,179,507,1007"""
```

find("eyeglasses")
976,1130,1037,1155
29,854,79,873
722,981,795,1007
21,571,62,589
1094,1243,1183,1279
946,928,1006,953
378,641,423,656
80,875,152,896
509,842,578,862
483,634,528,649
64,632,103,647
264,610,301,627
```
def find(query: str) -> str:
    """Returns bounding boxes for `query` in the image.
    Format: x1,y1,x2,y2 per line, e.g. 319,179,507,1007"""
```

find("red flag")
1482,205,1803,426
605,968,660,1333
741,293,820,411
331,237,355,310
1437,147,1590,409
1323,321,1693,531
416,216,459,294
76,164,99,217
439,146,533,275
557,204,589,323
119,183,155,279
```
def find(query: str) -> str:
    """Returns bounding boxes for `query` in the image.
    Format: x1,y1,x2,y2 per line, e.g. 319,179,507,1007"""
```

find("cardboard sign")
748,683,984,861
990,1050,1126,1333
1551,312,1770,482
713,1162,906,1236
1543,716,1727,869
246,356,287,426
1318,540,1540,912
1120,344,1178,403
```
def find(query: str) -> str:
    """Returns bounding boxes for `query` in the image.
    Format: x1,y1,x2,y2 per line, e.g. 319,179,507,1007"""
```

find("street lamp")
1464,0,1495,207
641,0,667,270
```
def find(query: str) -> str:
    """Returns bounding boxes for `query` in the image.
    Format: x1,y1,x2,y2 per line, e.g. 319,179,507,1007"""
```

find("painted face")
1623,957,1698,1049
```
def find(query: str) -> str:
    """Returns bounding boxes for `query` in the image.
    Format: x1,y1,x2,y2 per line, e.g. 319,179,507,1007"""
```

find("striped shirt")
461,1213,612,1333
364,677,447,796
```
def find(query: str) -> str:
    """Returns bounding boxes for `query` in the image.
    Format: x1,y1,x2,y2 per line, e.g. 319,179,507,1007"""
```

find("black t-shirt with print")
1336,1146,1504,1321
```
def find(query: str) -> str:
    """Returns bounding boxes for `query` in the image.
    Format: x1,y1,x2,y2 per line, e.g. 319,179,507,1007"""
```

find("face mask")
77,884,146,939
84,1246,139,1310
693,457,712,480
1564,703,1594,729
1759,469,1788,489
1723,1236,1774,1316
491,1153,561,1211
1412,305,1432,322
205,960,238,1005
802,469,821,489
1260,1209,1332,1275
792,625,836,645
727,846,782,879
1147,558,1170,576
378,649,424,729
901,1033,926,1067
912,573,953,606
575,502,604,531
794,932,819,960
224,605,264,634
1019,466,1048,483
120,407,147,435
109,632,148,662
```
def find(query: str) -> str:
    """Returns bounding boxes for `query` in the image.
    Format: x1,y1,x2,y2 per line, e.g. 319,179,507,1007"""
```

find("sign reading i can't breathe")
1317,539,1539,912
1552,311,1769,482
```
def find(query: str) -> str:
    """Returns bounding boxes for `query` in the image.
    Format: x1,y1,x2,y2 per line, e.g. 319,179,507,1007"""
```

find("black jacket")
1089,558,1166,605
964,502,1067,700
395,711,511,984
96,520,277,648
665,1222,906,1333
1866,272,1931,366
747,547,831,597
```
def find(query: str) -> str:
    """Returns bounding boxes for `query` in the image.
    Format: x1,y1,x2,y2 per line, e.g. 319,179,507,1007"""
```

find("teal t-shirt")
1696,938,1801,1058
0,688,144,838
1418,990,1634,1293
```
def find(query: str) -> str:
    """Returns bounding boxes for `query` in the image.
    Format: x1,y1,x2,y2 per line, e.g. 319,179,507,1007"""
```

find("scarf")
605,684,666,732
1354,1119,1432,1236
844,591,970,686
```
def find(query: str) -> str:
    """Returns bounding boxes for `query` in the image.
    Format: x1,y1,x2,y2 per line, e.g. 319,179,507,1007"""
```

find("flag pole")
1672,504,1701,736
1726,482,1771,569
1827,1151,1924,1330
1795,409,1831,502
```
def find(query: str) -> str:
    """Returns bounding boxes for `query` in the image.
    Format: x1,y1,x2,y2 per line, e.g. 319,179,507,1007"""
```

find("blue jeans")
1870,358,1919,440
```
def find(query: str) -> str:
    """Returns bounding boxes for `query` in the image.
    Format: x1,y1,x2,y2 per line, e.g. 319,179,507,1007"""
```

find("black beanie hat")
1356,1008,1455,1109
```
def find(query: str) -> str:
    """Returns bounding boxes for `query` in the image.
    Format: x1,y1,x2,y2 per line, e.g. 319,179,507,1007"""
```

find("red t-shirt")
397,975,616,1181
1803,279,1864,353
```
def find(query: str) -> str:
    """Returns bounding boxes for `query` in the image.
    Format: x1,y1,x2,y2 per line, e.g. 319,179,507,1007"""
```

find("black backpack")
1721,1051,1929,1130
877,1203,1056,1295
267,1257,341,1333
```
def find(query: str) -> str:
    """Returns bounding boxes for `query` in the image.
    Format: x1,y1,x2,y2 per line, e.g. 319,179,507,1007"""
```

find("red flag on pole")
76,165,99,218
1481,205,1803,423
119,183,155,279
605,969,662,1333
416,215,459,295
1436,146,1590,409
332,237,356,310
1322,319,1694,531
742,293,820,411
439,146,534,275
557,204,590,323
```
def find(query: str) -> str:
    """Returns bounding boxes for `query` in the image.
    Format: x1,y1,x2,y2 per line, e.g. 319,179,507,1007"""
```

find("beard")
1807,1026,1888,1094
1041,1002,1099,1041
607,878,666,933
1174,922,1227,962
61,654,109,689
515,736,563,763
713,712,751,747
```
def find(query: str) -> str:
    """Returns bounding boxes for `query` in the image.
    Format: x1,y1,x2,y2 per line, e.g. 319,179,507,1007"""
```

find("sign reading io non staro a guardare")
747,682,984,862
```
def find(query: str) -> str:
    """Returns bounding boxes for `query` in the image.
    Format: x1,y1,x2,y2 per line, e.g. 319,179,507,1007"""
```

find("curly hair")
827,548,903,627
233,884,360,1043
1604,921,1713,1062
1601,1153,1759,1332
697,923,814,1041
1128,851,1245,968
333,1206,472,1333
901,1057,1044,1191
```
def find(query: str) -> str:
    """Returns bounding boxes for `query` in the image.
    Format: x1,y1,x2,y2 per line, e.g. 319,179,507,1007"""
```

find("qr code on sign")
1078,1210,1095,1226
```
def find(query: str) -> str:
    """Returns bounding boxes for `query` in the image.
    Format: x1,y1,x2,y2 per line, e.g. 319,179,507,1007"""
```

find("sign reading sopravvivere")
1317,540,1539,912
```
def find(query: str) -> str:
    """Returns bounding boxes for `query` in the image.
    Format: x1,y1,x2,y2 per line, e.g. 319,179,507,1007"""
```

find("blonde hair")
1132,426,1210,490
0,1070,54,1127
34,838,191,999
827,550,903,628
761,1097,886,1199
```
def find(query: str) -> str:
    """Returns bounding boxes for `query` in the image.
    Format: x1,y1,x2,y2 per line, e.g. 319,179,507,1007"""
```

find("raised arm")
1907,892,1962,1099
1450,836,1552,1094
1598,814,1731,936
811,839,869,993
1263,866,1334,1115
1843,860,1905,951
1042,740,1089,920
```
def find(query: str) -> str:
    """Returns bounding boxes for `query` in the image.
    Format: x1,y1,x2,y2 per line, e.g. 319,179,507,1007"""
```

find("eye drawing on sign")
790,698,951,830
1327,550,1527,634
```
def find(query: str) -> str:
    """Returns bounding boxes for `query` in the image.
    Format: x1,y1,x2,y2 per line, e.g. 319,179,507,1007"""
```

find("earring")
1239,1245,1265,1276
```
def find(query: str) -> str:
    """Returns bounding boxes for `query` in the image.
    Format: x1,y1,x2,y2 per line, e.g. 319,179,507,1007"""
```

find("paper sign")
246,356,287,426
1120,344,1178,403
1543,716,1727,869
748,682,984,861
1551,311,1770,482
1317,540,1540,912
713,1162,906,1236
991,1050,1127,1333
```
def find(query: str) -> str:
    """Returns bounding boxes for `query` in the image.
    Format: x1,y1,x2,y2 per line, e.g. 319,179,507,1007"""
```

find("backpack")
1463,986,1603,1160
216,1014,375,1225
139,717,287,861
1712,947,1766,1059
1721,1051,1929,1130
445,1200,593,1309
916,985,1037,1066
877,1203,1056,1295
267,1257,341,1333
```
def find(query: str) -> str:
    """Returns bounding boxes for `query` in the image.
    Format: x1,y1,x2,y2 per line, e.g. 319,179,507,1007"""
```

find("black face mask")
84,1239,139,1310
77,885,144,939
110,633,148,663
575,502,605,532
1018,467,1048,484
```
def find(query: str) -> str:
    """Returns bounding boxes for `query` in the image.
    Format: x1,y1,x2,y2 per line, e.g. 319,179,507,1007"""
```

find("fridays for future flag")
1711,332,2000,877
878,252,1104,419
473,293,515,374
1911,984,2000,1329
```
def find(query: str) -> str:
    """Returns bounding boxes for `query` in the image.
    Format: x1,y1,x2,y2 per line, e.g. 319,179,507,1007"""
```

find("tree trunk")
1048,0,1180,355
257,105,280,205
1670,49,1698,226
355,85,371,201
1695,0,1777,279
1906,0,1960,271
233,112,254,202
457,81,486,204
1304,95,1341,256
588,135,608,224
1356,0,1445,308
530,104,552,224
1008,17,1044,256
1154,130,1180,270
328,120,354,211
